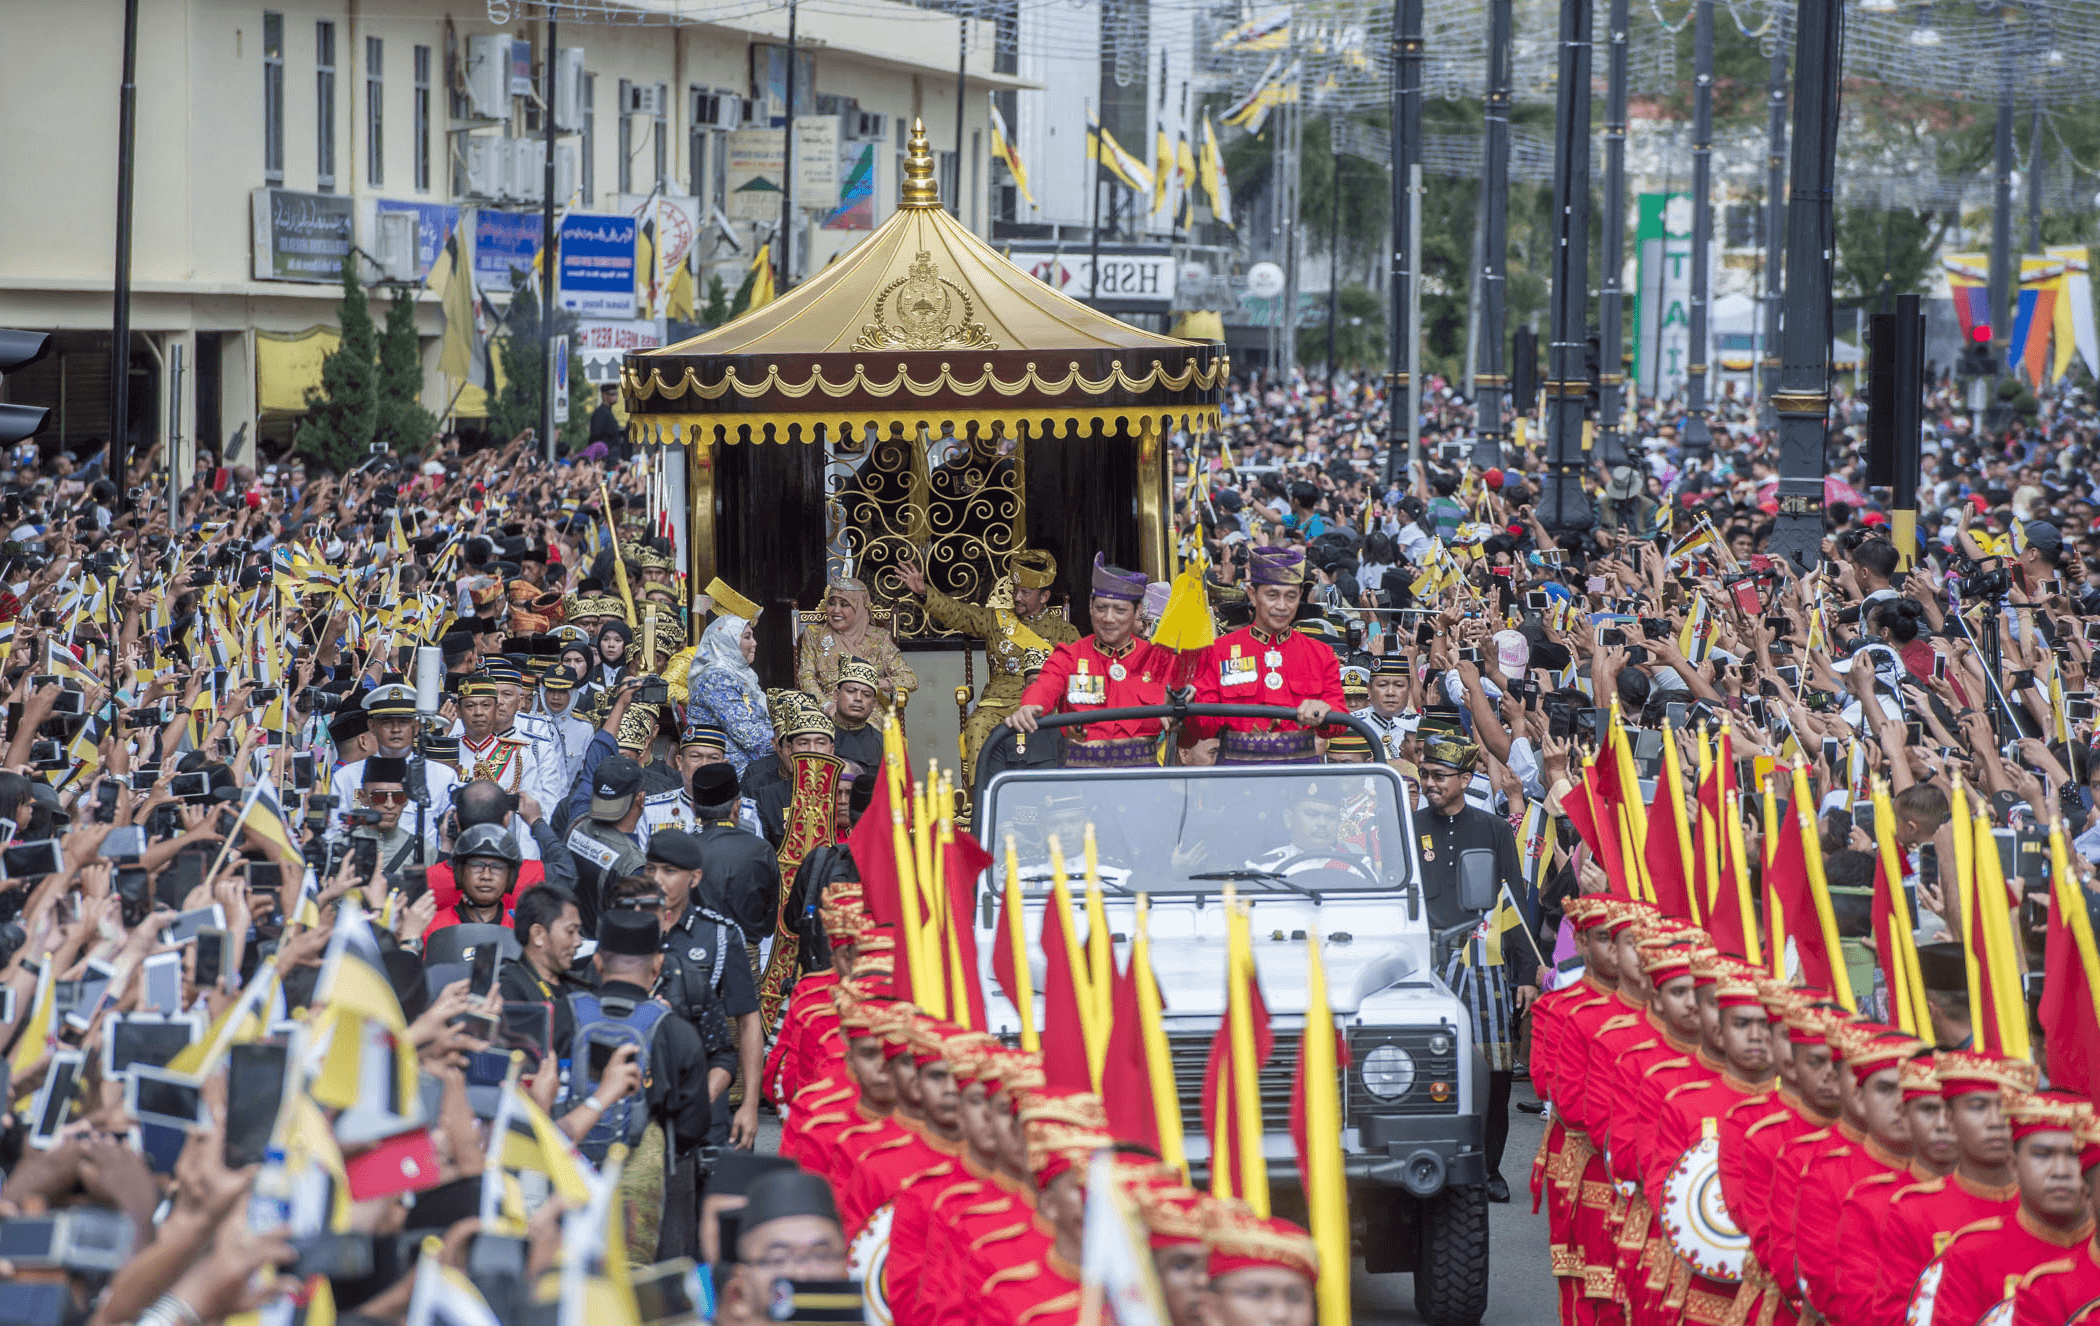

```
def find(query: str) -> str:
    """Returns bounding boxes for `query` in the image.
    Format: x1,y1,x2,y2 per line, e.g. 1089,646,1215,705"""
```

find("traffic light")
1956,321,1998,379
0,330,50,445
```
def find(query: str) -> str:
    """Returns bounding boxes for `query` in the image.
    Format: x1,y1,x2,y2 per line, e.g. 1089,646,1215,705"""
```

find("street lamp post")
1767,0,1844,572
1383,0,1423,486
109,0,141,508
1757,36,1788,432
1681,0,1716,468
1538,0,1596,536
541,13,558,464
1473,0,1513,470
1597,0,1631,467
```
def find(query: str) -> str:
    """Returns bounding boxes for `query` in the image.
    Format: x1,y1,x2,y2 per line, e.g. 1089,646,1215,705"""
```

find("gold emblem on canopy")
621,118,1225,448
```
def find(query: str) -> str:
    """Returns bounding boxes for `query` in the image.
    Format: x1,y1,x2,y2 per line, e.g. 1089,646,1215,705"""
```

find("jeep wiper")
1186,869,1321,904
1016,871,1134,896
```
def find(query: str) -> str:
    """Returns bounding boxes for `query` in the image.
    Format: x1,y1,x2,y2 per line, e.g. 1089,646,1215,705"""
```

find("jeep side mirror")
1458,848,1497,914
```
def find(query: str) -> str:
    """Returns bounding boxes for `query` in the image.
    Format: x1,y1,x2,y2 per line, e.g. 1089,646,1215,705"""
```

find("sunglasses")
363,788,408,806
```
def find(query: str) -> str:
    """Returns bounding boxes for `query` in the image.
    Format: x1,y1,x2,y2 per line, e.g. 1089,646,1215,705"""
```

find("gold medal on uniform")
1264,649,1283,667
1264,672,1283,690
1420,831,1435,862
1109,660,1126,681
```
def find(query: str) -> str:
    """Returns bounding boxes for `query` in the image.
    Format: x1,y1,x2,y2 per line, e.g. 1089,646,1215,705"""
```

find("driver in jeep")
1243,783,1375,886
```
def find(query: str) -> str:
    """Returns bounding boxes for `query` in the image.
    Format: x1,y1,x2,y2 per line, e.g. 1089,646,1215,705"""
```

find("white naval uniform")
530,702,596,793
330,753,462,854
1351,706,1409,760
450,717,569,815
637,787,765,845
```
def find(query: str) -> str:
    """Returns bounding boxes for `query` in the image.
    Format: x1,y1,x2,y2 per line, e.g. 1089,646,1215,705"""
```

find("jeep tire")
1411,1183,1490,1326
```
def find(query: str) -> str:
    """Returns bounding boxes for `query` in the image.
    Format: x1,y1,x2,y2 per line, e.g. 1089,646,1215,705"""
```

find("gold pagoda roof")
623,119,1223,445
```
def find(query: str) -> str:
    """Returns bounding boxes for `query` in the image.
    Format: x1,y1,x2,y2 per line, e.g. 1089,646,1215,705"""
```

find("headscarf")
594,621,633,680
824,575,874,650
691,613,762,700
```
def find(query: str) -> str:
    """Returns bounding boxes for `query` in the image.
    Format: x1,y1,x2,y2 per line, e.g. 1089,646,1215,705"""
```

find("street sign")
1246,262,1286,298
1008,250,1178,305
557,213,638,318
553,335,570,424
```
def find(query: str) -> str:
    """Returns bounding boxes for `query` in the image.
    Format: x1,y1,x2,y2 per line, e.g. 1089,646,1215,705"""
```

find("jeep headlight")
1360,1044,1417,1100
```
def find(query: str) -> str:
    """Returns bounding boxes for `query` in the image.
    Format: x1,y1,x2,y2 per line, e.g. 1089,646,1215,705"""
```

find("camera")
86,549,120,578
249,686,280,705
295,688,340,715
633,676,670,706
1953,557,2014,600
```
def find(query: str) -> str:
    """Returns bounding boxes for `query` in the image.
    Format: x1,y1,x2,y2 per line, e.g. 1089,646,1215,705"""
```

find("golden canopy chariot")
620,119,1224,777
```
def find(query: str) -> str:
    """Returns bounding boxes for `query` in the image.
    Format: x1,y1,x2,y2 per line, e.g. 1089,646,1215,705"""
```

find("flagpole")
540,11,559,464
1087,102,1104,311
779,0,799,293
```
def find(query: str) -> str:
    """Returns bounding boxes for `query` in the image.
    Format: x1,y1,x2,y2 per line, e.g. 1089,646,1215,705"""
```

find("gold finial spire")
900,117,940,209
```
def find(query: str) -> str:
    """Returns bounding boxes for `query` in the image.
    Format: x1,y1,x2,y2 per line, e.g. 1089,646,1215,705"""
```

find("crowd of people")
2,346,2099,1326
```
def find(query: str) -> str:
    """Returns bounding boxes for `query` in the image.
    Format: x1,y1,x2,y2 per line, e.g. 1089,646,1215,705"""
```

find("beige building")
0,0,1026,468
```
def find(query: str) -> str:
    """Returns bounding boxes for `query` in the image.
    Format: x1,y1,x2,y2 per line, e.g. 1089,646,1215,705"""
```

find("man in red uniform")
783,985,891,1186
971,1089,1110,1326
839,1012,967,1238
1184,544,1345,763
1617,930,1707,1324
1529,893,1616,1326
2010,1111,2100,1326
1748,996,1851,1325
1553,896,1649,1325
1585,910,1682,1325
765,882,863,1107
1789,1023,1923,1322
884,1030,1002,1326
1008,555,1170,766
1828,1051,1960,1326
1718,982,1841,1326
1642,958,1777,1326
1867,1049,2036,1326
1131,1177,1215,1326
920,1052,1049,1326
1202,1201,1320,1326
1919,1089,2096,1326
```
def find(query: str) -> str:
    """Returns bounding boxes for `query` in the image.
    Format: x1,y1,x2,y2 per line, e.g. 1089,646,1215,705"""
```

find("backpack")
561,989,669,1164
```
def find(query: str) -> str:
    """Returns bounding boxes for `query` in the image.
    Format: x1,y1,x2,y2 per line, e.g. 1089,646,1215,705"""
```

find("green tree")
373,287,437,454
295,256,378,471
1296,284,1388,371
486,287,592,455
701,274,731,326
728,265,759,318
1835,206,1944,303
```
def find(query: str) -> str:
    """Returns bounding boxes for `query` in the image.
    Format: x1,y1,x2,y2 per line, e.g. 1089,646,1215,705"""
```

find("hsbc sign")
1008,250,1177,306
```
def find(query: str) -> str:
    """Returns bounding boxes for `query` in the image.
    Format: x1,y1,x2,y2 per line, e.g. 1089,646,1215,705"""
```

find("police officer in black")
1415,735,1535,1205
689,763,781,945
641,829,763,1150
587,907,713,1259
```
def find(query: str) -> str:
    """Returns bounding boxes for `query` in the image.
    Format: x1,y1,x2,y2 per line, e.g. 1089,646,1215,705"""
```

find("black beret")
646,828,705,872
598,908,662,957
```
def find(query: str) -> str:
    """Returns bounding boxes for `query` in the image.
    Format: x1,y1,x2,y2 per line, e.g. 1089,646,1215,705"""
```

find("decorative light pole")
1383,0,1423,486
1538,0,1596,536
1757,35,1788,432
1472,0,1513,470
1767,0,1844,571
1680,0,1715,468
1596,0,1632,467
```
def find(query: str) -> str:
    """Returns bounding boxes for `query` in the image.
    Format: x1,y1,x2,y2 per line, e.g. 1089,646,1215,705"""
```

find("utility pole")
1767,0,1843,572
2026,103,2045,251
1538,0,1595,536
541,13,558,463
109,0,141,510
955,16,968,219
1473,0,1513,469
1595,0,1630,468
1757,34,1788,432
1681,0,1715,469
1326,119,1342,397
780,0,799,290
1383,0,1422,486
1988,5,2015,381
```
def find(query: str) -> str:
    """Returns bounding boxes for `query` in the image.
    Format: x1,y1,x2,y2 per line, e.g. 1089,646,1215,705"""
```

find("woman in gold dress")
795,575,917,710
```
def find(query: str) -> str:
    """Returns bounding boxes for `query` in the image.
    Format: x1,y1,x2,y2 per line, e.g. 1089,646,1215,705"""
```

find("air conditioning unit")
374,211,418,281
509,139,546,202
554,141,579,204
848,110,888,142
463,34,508,120
462,134,505,198
553,47,585,130
624,82,665,118
692,86,740,130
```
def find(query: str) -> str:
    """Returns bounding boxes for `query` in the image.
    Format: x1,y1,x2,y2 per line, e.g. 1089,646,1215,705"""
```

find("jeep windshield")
981,764,1418,896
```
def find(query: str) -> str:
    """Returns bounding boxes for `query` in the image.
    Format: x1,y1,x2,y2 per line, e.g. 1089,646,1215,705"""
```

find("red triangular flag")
844,768,916,1005
1039,887,1093,1092
2040,886,2100,1102
1201,980,1273,1198
1565,762,1629,896
1101,955,1160,1152
941,829,995,1031
1642,761,1693,922
1764,795,1841,993
1289,1015,1349,1174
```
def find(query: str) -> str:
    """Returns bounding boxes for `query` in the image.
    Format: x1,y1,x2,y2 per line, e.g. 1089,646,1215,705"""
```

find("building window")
263,12,284,184
652,82,668,190
581,72,596,206
691,87,734,213
365,36,383,187
617,78,632,195
413,45,431,192
316,20,337,191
